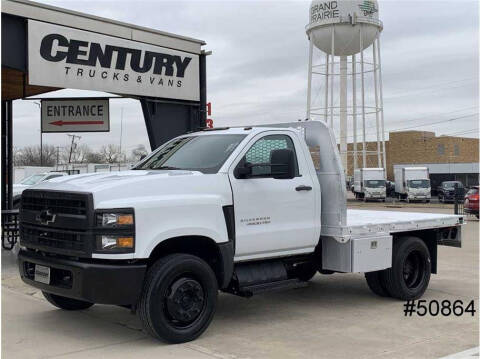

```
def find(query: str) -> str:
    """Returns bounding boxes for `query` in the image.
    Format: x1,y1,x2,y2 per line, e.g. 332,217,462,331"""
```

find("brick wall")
345,131,479,180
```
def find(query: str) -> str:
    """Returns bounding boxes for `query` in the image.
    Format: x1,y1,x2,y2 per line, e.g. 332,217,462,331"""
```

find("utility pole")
67,134,81,164
119,107,124,164
34,101,42,166
55,146,61,169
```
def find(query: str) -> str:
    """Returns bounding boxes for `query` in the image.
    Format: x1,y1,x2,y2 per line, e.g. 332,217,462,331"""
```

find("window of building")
437,144,445,155
454,144,460,156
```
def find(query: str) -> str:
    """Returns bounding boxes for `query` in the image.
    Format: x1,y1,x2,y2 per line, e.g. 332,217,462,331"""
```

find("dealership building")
2,0,208,210
346,130,479,188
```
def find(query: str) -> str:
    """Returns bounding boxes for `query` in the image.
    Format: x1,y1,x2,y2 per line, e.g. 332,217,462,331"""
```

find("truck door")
228,132,318,260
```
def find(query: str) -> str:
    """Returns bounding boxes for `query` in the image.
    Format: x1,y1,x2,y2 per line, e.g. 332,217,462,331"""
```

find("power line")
335,113,478,141
442,128,478,137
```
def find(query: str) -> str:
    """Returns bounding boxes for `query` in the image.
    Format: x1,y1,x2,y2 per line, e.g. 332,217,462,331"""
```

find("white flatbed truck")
18,121,462,343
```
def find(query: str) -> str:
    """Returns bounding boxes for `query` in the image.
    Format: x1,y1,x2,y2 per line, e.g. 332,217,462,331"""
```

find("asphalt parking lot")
2,204,478,359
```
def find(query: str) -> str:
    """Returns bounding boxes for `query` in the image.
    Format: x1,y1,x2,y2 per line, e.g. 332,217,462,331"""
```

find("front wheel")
295,262,317,281
138,254,218,343
382,237,431,300
42,292,93,310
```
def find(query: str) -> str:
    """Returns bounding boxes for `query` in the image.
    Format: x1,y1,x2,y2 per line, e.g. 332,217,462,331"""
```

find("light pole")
34,101,42,166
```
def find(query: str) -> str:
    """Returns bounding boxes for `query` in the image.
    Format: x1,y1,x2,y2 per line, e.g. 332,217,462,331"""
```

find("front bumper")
18,250,146,305
407,194,430,200
464,207,479,215
365,193,385,199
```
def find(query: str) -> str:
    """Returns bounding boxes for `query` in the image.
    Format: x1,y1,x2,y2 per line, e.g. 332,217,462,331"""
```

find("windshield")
364,180,386,188
443,182,461,189
408,180,430,188
20,174,44,185
134,134,246,174
467,188,479,196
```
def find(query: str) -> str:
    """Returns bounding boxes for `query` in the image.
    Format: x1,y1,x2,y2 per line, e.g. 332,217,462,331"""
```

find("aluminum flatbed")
321,208,463,245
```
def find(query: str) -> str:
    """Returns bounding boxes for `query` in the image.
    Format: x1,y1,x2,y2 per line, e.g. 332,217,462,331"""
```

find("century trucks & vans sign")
41,98,109,133
28,20,200,101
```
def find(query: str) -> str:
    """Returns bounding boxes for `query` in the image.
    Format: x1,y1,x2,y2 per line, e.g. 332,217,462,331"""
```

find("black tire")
295,262,317,281
382,237,431,300
365,271,390,297
138,254,218,343
42,292,94,310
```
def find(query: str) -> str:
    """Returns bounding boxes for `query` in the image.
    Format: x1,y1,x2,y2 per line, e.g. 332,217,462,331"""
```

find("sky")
12,0,479,155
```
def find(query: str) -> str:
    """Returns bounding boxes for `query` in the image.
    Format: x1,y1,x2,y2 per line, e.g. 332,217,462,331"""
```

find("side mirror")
234,162,252,179
139,154,147,160
270,149,296,179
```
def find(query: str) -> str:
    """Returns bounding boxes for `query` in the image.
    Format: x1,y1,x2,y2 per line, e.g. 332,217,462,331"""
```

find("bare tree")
13,145,57,166
85,151,105,164
130,144,148,162
100,144,123,164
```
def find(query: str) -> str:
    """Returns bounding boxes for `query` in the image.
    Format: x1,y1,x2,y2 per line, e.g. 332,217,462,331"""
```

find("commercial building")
346,130,479,187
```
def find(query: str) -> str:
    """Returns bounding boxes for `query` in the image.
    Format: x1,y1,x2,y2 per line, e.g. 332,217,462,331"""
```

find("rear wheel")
382,237,431,300
138,254,218,343
365,271,390,297
42,292,93,310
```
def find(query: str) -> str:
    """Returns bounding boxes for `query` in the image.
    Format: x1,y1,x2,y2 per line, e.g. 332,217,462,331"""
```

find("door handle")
296,185,312,191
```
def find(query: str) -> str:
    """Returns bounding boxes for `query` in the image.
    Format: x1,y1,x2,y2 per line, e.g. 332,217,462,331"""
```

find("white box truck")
353,168,386,201
18,121,461,343
394,166,431,203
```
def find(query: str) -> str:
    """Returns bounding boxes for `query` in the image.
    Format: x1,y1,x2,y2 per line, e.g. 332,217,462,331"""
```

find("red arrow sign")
50,120,104,126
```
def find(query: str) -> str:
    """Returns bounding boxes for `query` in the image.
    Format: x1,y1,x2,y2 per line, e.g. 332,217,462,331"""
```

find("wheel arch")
148,235,234,289
393,230,438,274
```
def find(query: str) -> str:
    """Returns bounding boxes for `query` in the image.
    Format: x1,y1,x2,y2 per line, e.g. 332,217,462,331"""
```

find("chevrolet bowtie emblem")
36,209,56,225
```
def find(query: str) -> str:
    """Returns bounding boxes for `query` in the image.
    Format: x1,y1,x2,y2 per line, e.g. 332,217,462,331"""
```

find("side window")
243,134,299,177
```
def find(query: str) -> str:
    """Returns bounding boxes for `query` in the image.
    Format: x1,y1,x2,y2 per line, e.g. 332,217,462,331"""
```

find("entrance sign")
28,20,200,101
41,98,110,133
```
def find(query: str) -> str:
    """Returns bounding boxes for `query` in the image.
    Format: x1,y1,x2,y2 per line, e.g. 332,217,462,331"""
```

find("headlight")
99,212,134,227
95,209,135,253
97,235,134,250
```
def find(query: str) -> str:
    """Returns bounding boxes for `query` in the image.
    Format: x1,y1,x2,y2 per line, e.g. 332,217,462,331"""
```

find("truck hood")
29,170,228,208
13,184,29,196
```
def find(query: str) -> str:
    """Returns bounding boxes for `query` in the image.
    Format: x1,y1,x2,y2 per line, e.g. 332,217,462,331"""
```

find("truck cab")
394,166,431,203
353,168,386,201
18,121,462,344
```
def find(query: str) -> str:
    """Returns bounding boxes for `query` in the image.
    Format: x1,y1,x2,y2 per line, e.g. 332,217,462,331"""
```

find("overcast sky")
13,0,479,154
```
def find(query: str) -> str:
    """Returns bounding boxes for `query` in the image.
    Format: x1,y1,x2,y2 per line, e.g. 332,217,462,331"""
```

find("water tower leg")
306,37,313,120
360,25,366,168
340,56,348,173
324,53,329,123
352,54,358,172
373,38,382,167
329,25,335,128
377,35,387,179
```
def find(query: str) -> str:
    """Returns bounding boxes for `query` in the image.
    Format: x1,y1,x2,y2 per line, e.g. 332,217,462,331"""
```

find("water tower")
306,0,386,174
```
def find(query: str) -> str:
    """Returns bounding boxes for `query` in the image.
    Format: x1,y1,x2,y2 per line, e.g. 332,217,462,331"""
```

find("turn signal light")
117,215,134,225
117,237,134,248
